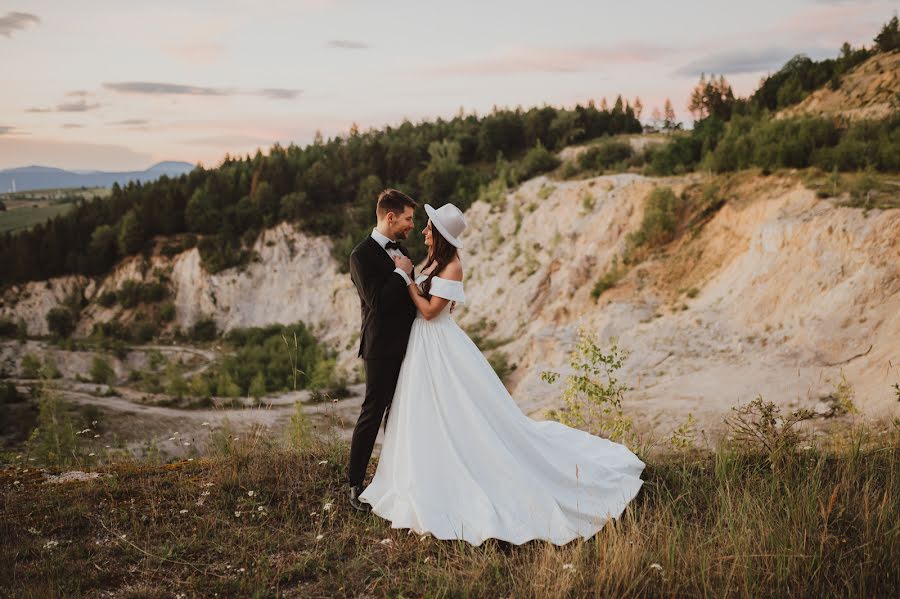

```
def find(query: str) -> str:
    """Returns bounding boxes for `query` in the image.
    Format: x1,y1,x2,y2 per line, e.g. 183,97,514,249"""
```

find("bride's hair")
421,221,458,298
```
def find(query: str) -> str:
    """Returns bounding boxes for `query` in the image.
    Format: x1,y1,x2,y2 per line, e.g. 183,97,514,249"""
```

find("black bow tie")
384,241,402,251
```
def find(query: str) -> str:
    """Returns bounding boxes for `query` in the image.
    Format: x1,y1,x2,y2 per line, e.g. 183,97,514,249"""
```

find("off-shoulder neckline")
415,274,463,283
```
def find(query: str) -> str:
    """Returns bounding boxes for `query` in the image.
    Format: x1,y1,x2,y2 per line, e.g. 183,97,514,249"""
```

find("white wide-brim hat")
424,202,467,249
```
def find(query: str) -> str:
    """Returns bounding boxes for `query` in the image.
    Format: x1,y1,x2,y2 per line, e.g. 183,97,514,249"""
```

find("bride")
359,202,646,546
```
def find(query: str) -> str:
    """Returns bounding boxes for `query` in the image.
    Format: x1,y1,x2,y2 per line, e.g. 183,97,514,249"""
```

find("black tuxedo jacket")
349,236,417,360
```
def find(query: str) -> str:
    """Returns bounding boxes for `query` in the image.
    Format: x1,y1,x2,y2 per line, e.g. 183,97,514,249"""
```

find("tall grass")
2,417,896,597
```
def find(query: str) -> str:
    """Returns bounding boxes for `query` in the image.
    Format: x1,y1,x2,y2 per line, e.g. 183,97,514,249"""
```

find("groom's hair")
376,188,418,219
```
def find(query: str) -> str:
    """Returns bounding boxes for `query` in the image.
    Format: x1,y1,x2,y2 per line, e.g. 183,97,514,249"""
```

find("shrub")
0,381,22,404
20,353,41,378
26,382,82,467
46,307,76,339
541,329,634,443
97,292,117,308
159,302,176,323
724,394,815,470
89,355,115,385
591,257,624,300
628,186,681,249
190,318,218,342
0,318,17,338
579,139,634,171
514,141,561,182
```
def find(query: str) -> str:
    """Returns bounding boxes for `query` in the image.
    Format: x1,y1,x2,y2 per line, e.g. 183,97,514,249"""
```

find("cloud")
26,98,101,113
104,81,233,96
328,40,371,50
0,11,39,37
0,126,18,135
431,44,667,77
257,88,301,100
62,123,84,129
56,99,102,112
673,46,834,78
112,119,150,126
104,81,300,100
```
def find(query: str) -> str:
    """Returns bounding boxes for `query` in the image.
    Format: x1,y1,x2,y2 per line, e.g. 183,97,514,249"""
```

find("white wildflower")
315,534,324,541
317,460,328,465
649,563,663,571
183,442,191,446
93,434,100,438
234,511,242,517
247,490,255,497
562,563,576,571
323,502,333,512
179,509,188,514
43,540,59,550
424,557,431,563
201,422,210,426
257,506,264,512
88,453,96,457
201,491,210,497
379,538,392,545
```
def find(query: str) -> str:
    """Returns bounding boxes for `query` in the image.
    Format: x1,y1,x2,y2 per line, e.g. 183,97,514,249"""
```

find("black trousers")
347,356,404,487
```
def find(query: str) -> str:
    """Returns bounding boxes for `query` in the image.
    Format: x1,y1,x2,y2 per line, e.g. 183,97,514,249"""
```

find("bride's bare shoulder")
440,259,463,281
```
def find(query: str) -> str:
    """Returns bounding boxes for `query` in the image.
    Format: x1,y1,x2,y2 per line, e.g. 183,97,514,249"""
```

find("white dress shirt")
371,228,413,285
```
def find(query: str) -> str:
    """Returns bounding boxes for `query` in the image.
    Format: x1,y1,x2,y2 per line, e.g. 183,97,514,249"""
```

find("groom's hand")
393,255,414,275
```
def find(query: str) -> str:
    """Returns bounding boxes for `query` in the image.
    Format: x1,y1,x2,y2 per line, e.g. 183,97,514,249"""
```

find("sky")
0,0,895,171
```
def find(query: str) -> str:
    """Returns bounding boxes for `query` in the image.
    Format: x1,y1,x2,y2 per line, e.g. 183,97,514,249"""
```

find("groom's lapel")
367,236,395,271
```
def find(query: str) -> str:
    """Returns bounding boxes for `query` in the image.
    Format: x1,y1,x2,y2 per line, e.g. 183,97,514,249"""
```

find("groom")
347,188,418,512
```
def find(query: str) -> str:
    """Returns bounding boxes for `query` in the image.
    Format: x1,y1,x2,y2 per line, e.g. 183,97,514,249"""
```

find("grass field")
0,187,109,234
1,413,897,598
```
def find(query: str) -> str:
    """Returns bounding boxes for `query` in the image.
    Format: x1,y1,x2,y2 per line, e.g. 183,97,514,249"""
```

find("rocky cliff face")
778,51,899,121
1,223,362,376
454,172,900,434
2,172,898,436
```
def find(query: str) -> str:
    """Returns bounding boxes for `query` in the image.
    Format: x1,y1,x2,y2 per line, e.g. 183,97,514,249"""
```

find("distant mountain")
0,161,195,193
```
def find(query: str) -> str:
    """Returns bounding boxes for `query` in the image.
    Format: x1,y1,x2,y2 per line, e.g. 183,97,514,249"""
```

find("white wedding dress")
359,275,646,546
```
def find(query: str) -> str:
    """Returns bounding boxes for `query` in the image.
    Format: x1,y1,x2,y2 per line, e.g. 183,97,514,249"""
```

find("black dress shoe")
349,484,371,513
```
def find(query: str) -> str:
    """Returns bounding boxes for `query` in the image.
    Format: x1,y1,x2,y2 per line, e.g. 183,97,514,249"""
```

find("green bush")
514,141,561,182
46,307,76,339
579,139,634,171
0,381,22,404
0,318,17,338
20,353,41,378
190,318,218,342
89,355,115,385
97,292,117,308
158,302,176,323
195,322,337,397
628,186,681,249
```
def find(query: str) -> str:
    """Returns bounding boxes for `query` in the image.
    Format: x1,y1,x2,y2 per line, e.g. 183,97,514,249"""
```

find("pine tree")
117,209,144,255
663,99,677,131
